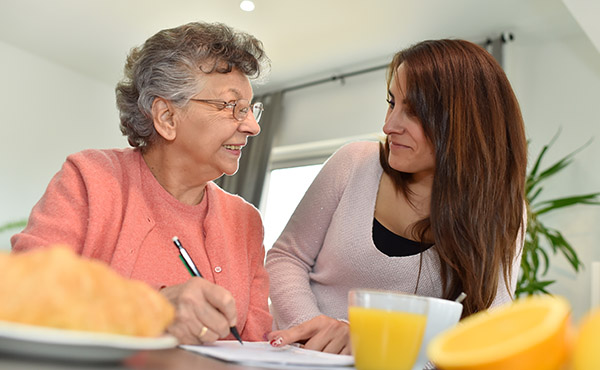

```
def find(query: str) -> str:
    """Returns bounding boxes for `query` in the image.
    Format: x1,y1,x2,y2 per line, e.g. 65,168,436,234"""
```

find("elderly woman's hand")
267,315,351,355
160,277,237,344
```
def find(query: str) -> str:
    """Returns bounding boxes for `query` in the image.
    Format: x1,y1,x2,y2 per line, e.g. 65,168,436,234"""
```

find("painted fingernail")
270,337,283,347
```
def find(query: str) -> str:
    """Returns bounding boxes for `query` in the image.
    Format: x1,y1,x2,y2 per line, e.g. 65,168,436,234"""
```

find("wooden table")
0,347,355,370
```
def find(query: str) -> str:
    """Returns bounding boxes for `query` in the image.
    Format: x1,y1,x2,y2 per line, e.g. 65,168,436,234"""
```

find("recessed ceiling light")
240,0,255,12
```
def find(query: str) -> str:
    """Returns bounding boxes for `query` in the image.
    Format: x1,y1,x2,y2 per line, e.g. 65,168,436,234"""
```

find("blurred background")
1,0,599,320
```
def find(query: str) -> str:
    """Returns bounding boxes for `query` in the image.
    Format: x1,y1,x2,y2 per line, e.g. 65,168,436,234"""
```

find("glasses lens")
233,100,263,122
233,100,250,121
252,102,264,122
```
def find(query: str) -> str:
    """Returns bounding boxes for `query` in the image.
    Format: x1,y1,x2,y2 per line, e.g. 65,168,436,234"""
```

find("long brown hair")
379,39,527,316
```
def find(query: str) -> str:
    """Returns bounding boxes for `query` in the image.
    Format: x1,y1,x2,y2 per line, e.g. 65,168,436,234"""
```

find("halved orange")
427,295,572,370
572,307,600,370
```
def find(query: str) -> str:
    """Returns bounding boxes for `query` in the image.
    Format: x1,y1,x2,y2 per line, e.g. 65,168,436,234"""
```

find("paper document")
181,340,354,368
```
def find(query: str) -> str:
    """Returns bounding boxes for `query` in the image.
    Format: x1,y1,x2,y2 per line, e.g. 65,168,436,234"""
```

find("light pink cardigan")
266,141,523,330
12,148,272,341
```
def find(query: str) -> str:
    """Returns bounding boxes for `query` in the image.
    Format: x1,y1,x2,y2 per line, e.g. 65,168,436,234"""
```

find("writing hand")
160,277,237,344
267,315,351,354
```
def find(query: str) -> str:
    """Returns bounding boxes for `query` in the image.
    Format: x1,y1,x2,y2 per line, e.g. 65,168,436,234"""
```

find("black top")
372,217,433,257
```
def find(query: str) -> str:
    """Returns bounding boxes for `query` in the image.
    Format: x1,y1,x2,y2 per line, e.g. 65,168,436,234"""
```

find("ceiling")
0,0,584,94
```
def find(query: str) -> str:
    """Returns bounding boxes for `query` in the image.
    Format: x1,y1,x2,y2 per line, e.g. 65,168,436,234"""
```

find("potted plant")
517,131,600,296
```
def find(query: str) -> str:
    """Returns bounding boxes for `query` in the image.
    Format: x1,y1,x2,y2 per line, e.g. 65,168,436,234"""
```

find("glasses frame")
189,99,264,123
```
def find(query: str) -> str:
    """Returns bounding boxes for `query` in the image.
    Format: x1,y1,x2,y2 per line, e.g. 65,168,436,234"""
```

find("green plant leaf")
527,129,560,181
543,228,583,271
516,279,556,296
527,157,574,195
533,193,600,215
527,144,550,188
528,187,544,203
0,219,27,233
526,135,592,197
529,243,541,271
537,244,551,275
518,130,597,297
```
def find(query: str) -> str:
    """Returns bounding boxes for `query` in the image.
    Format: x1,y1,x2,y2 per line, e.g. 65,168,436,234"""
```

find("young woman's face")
382,63,435,182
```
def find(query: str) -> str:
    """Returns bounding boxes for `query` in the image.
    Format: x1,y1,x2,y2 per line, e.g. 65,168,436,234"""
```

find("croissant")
0,245,174,337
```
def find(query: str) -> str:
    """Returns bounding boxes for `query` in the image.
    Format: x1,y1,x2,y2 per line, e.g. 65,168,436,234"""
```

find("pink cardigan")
11,148,272,341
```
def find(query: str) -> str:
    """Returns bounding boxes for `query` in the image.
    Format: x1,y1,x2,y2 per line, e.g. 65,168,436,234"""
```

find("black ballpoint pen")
172,236,244,345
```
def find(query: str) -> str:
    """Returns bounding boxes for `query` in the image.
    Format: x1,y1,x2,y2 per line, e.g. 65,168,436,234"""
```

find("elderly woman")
11,22,271,344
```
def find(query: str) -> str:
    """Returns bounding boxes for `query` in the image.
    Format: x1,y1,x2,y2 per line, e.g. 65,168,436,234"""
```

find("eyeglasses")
189,99,264,123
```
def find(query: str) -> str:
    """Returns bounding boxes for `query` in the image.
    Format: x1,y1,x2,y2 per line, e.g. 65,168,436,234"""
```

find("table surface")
0,347,356,370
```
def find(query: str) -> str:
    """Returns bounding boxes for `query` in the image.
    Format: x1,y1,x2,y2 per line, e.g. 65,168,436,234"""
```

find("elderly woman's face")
173,69,260,179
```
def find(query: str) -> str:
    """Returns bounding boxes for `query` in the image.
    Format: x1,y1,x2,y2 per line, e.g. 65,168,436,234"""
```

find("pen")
172,236,244,345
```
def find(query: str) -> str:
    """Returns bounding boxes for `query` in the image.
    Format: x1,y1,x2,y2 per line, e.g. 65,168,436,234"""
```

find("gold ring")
199,326,208,338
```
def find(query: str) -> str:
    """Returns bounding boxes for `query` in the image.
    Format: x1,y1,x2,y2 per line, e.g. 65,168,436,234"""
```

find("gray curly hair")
115,22,270,149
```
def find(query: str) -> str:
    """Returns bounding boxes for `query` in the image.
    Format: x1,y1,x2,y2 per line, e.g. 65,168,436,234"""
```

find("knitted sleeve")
240,236,273,340
265,142,360,329
11,154,91,254
11,150,129,262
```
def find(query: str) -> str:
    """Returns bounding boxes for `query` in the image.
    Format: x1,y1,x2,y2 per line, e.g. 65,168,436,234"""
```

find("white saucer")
0,320,177,362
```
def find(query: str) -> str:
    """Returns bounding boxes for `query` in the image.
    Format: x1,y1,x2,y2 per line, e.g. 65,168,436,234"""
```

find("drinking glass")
349,289,428,370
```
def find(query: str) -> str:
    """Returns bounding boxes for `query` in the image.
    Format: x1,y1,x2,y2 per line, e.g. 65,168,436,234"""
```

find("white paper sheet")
180,340,354,368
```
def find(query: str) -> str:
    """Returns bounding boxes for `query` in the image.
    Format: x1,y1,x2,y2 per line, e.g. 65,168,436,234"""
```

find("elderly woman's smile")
223,144,244,151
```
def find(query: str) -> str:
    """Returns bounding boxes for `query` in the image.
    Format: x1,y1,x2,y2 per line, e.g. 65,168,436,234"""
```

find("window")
261,134,381,253
261,164,323,251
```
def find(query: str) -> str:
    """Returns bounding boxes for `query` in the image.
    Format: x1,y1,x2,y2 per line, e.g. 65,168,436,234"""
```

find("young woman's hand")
267,315,351,354
161,277,237,344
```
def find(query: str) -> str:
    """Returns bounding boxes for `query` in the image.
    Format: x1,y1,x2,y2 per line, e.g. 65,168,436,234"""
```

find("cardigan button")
214,266,222,273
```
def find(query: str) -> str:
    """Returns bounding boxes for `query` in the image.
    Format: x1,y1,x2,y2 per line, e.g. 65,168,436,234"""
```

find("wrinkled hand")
267,315,351,355
160,277,237,345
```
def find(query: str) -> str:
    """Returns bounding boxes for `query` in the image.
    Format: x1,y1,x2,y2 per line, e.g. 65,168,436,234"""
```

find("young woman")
266,39,527,355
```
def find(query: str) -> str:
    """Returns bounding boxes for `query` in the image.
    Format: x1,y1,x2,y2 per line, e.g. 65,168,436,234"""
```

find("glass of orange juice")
349,289,428,370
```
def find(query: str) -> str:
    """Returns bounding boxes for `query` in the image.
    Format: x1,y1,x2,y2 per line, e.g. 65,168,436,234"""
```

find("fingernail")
270,337,283,347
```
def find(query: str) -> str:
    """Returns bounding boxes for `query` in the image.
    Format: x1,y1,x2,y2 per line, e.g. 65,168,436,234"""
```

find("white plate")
0,320,178,362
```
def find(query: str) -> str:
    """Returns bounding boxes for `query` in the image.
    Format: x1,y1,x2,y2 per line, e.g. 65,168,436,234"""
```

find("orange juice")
349,306,427,370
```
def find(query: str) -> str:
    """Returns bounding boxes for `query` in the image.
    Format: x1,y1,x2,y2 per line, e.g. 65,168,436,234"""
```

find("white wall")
272,34,600,320
563,0,600,53
0,40,125,249
274,67,388,148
